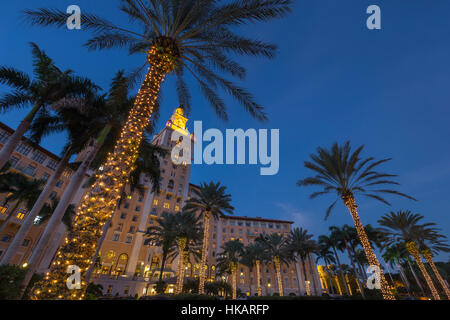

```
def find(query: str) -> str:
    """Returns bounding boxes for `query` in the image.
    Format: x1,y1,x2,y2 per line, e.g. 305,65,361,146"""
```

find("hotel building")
0,108,322,297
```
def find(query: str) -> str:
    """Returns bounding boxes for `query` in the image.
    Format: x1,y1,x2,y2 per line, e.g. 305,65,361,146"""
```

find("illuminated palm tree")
172,210,203,294
0,43,97,170
256,233,291,296
318,234,349,295
184,181,233,294
24,0,291,299
216,239,244,299
240,242,267,296
297,141,416,300
287,227,317,295
378,210,441,299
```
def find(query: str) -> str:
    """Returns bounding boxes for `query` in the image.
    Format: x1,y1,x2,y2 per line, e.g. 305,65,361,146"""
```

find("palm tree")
216,239,244,299
315,243,336,295
414,226,450,299
318,234,349,295
287,227,318,295
240,242,267,296
184,181,233,294
144,212,177,282
256,233,290,296
0,173,44,235
21,71,154,290
24,0,292,299
382,244,413,296
297,141,415,300
0,42,97,169
35,198,76,231
329,225,366,298
172,210,203,294
378,210,441,299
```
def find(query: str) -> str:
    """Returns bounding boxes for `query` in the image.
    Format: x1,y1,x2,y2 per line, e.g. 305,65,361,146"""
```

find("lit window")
163,203,170,209
16,211,26,220
0,205,8,214
175,205,180,211
153,199,158,205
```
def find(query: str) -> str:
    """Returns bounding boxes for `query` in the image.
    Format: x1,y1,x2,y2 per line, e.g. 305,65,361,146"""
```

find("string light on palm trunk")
342,192,395,300
31,45,177,300
274,256,283,296
405,242,440,300
421,248,450,299
176,238,187,294
198,212,210,295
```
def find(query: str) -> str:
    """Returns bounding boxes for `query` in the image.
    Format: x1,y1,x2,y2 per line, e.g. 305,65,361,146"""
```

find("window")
151,208,157,216
176,197,181,203
124,286,129,295
245,222,251,227
55,180,63,188
0,130,10,143
276,224,280,229
16,211,26,220
112,233,120,241
238,221,243,226
128,226,135,234
116,223,123,232
16,143,32,155
31,151,46,164
9,156,20,167
268,224,273,229
41,173,50,181
1,235,11,242
132,215,138,222
230,228,234,234
0,205,8,214
222,228,226,233
107,285,113,294
166,194,172,200
22,239,30,247
120,213,127,219
46,159,58,171
48,192,57,200
163,203,170,209
175,205,180,211
125,235,132,243
138,196,143,202
124,203,129,209
153,199,158,205
239,229,242,234
135,206,141,212
23,164,37,177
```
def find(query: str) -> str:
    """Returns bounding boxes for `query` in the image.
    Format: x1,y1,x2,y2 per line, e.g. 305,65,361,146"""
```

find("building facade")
0,108,322,298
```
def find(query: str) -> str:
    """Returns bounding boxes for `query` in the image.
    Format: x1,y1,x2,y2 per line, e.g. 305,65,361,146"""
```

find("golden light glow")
421,248,450,299
198,212,211,295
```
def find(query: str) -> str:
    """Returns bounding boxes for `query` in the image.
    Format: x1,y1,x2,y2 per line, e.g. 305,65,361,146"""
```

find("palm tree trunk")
404,242,440,300
300,258,310,295
178,250,189,294
85,218,111,282
273,256,283,296
0,103,42,170
331,246,349,295
0,151,71,266
20,138,102,293
198,211,210,295
307,254,319,295
256,260,262,296
421,250,450,299
344,240,366,299
407,258,425,296
342,193,395,300
159,252,168,282
176,238,187,294
327,270,335,294
231,263,237,299
406,242,440,300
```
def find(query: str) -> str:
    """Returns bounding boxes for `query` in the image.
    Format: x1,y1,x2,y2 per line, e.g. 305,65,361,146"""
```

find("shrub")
0,265,27,300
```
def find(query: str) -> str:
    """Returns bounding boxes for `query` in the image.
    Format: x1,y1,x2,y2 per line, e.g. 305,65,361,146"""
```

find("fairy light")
342,192,395,300
198,212,211,295
405,242,440,300
255,260,262,296
273,256,284,296
30,44,177,300
421,248,450,299
176,237,187,294
231,262,237,299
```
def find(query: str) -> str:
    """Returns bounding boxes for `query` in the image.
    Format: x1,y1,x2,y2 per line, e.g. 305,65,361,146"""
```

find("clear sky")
1,1,449,261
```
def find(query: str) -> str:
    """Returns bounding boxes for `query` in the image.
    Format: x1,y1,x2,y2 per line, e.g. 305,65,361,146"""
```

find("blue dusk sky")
0,1,449,261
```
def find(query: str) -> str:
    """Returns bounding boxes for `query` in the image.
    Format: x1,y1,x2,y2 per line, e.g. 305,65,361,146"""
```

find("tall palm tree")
297,141,415,300
24,0,292,299
414,226,450,299
35,198,76,231
329,225,366,298
240,242,267,296
256,233,290,296
184,181,233,294
318,234,349,295
315,244,336,295
0,42,97,169
0,173,44,235
144,212,177,282
378,210,441,299
287,227,317,295
216,239,244,299
172,210,203,294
